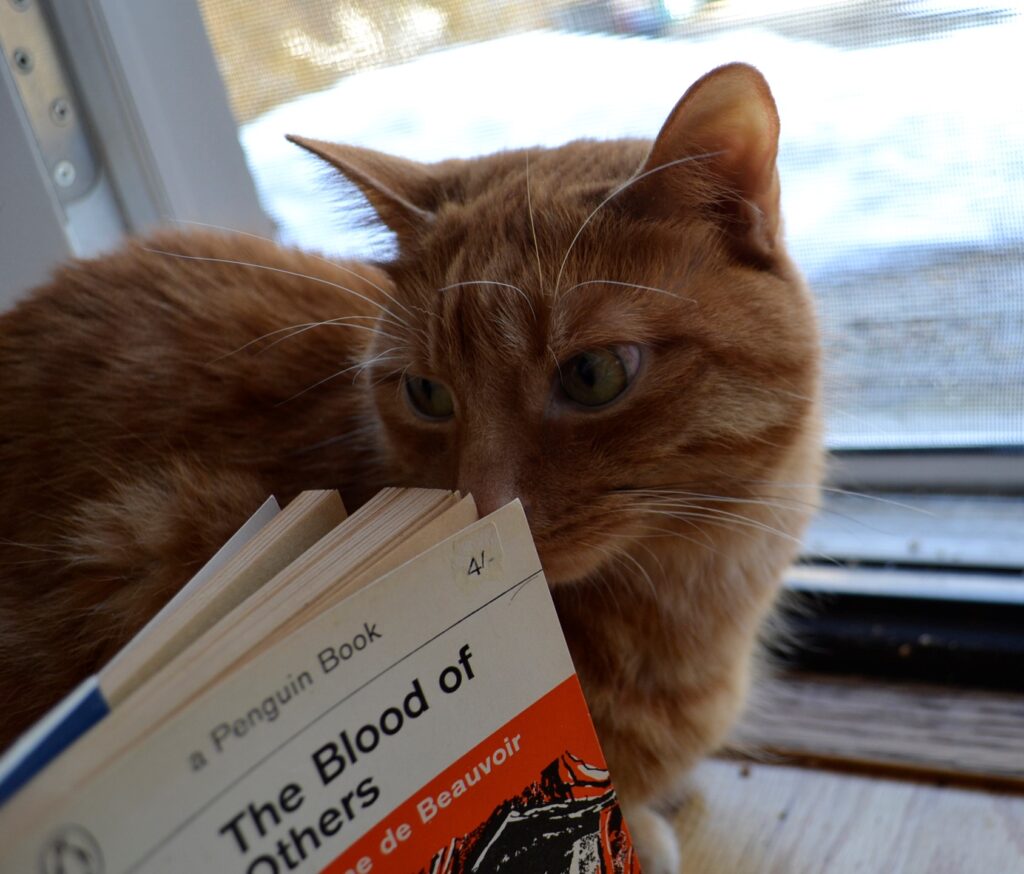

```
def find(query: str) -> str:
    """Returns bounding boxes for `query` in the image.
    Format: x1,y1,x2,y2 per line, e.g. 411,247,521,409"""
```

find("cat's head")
291,63,821,585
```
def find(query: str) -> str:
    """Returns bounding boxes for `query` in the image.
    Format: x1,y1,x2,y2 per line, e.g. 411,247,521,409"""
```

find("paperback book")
0,489,639,873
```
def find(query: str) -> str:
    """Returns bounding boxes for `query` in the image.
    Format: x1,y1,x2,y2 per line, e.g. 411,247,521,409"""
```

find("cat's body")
0,233,394,698
0,65,821,872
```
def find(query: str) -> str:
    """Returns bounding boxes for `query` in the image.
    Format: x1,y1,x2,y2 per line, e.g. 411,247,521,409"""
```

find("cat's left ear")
287,136,436,245
626,63,782,263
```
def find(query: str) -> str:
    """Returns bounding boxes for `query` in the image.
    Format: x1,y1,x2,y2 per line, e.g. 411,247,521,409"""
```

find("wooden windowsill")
675,758,1024,874
671,671,1024,871
730,670,1024,787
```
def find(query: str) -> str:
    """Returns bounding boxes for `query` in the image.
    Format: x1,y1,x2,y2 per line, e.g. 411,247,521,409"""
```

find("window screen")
197,0,1024,452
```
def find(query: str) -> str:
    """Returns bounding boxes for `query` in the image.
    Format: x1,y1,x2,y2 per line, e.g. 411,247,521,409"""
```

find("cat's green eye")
405,375,455,420
558,346,638,408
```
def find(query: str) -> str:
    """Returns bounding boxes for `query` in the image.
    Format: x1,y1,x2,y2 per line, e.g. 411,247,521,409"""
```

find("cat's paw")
622,802,681,874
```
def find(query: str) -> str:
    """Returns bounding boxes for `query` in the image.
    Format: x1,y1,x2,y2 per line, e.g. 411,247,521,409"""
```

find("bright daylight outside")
199,0,1024,453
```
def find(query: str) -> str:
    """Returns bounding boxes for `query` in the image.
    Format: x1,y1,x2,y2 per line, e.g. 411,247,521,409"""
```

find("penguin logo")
38,825,104,874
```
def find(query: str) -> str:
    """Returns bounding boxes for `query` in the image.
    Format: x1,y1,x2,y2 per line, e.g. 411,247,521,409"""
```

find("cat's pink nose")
458,453,525,518
466,484,529,520
473,493,508,517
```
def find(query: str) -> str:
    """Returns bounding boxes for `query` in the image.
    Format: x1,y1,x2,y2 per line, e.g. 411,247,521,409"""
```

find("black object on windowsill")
775,585,1024,692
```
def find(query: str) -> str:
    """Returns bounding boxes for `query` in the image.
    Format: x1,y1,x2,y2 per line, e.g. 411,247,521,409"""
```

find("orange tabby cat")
0,64,821,872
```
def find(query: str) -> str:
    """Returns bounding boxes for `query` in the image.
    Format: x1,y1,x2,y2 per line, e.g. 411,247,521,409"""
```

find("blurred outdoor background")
195,0,1024,452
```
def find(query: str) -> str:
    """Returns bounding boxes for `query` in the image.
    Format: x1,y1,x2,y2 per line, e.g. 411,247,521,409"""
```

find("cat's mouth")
535,546,604,586
529,503,642,587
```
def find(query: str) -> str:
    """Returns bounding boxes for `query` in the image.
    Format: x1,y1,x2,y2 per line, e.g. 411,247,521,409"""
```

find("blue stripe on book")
0,680,110,806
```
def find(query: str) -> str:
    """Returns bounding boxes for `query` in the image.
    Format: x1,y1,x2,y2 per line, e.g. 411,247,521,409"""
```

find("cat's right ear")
287,136,436,245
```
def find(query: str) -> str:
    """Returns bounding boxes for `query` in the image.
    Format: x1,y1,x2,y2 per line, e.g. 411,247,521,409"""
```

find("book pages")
103,491,345,706
5,491,457,812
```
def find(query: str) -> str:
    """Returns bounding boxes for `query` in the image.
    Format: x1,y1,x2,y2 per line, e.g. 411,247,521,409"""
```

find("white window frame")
828,451,1024,495
0,0,271,307
0,46,76,307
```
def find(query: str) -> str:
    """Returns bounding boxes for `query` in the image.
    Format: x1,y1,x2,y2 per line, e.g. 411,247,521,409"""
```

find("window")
3,0,1021,629
196,0,1024,460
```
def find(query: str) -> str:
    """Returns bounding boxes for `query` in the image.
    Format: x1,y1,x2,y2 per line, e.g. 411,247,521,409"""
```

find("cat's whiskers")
625,534,668,579
546,344,562,379
572,521,661,599
751,367,934,451
559,279,696,303
605,510,723,556
580,541,627,611
623,490,805,539
0,555,73,568
352,349,408,381
719,481,935,516
621,488,817,514
390,363,414,407
638,524,726,558
739,381,881,432
601,548,647,602
553,151,721,298
214,316,408,363
367,360,410,388
671,493,798,532
524,152,546,297
438,280,537,323
0,537,66,557
629,500,847,567
141,247,420,332
289,422,380,456
594,517,729,583
260,318,408,353
632,504,808,550
630,494,794,526
618,515,716,552
614,545,658,599
277,345,408,406
166,219,422,320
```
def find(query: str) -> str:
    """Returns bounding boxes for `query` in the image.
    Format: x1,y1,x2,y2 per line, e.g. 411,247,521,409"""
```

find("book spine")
0,676,109,805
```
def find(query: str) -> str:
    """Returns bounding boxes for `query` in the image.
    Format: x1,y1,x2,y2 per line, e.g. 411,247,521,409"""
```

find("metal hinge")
0,0,99,205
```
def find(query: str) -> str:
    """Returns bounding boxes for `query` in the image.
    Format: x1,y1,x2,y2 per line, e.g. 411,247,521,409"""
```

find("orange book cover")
325,676,638,874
